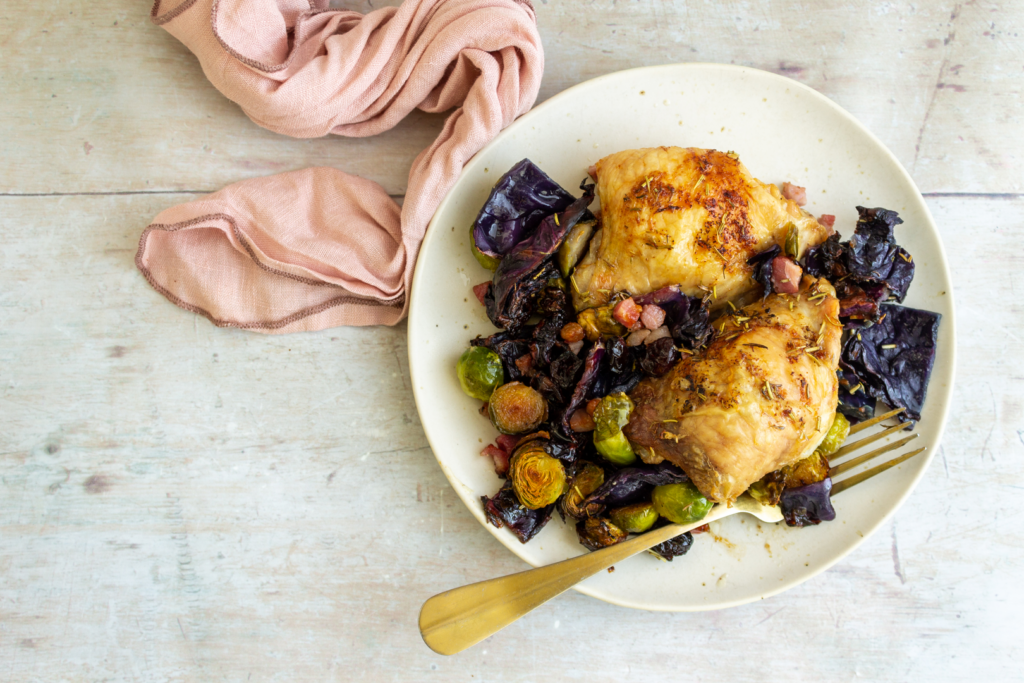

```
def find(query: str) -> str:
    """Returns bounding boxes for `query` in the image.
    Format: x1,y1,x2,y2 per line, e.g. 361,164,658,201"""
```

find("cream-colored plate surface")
408,64,955,611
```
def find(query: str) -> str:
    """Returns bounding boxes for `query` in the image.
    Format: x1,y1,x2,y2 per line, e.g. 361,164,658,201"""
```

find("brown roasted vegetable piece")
561,462,605,519
488,381,548,434
575,518,628,551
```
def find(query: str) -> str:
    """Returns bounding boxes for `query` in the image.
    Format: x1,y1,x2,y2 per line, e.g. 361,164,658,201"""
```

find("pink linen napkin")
137,0,543,332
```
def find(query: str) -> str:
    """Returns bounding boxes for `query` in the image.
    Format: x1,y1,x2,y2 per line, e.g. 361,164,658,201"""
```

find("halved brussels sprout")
457,346,503,400
561,462,606,519
509,440,567,509
593,392,637,465
652,482,713,525
609,502,659,533
575,517,628,551
557,218,596,277
815,412,850,457
488,381,548,434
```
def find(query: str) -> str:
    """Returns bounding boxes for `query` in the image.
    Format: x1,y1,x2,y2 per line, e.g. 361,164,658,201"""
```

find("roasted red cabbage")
482,481,554,543
840,303,941,421
649,530,694,560
780,478,836,527
486,185,595,331
747,245,782,300
634,286,712,350
580,462,690,517
472,159,577,259
801,206,917,321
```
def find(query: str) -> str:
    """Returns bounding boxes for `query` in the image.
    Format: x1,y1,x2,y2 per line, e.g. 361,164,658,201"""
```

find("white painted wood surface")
1,1,1022,680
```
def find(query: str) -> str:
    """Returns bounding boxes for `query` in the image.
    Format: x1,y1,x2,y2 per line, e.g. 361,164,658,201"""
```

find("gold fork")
419,407,925,655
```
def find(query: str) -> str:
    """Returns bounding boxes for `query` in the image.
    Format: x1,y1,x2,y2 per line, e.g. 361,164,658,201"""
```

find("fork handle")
419,505,734,655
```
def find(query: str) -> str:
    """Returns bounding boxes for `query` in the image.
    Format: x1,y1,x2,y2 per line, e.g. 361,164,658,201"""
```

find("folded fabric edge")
136,218,405,333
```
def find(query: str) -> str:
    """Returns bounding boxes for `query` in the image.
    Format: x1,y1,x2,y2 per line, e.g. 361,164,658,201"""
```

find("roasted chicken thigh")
623,276,842,504
572,147,830,310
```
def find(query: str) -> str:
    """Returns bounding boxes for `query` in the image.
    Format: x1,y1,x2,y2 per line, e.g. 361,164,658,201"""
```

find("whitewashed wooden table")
2,2,1022,680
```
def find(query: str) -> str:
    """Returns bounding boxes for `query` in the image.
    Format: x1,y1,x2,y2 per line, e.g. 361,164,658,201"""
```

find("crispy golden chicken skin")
571,147,830,310
623,276,842,504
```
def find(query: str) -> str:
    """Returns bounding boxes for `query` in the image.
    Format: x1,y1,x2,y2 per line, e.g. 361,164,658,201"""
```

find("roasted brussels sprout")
816,412,851,457
488,381,548,434
577,305,627,341
509,439,567,509
784,450,830,488
652,482,713,525
609,502,659,533
593,392,637,465
748,470,787,507
457,346,504,400
575,517,628,551
557,219,596,277
561,462,605,519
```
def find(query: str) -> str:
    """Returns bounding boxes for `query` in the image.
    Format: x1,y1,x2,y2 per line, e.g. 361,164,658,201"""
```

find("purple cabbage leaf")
581,461,689,517
781,478,836,527
634,286,712,350
486,185,595,332
746,245,782,300
482,481,554,543
472,159,577,260
840,303,941,421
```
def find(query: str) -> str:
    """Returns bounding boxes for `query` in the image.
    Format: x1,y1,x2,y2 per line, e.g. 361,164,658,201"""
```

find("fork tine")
846,406,905,435
830,422,914,460
829,434,919,477
830,446,927,495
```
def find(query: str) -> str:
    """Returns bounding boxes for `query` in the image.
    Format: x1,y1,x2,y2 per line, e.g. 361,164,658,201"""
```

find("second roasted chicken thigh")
572,147,830,310
623,277,842,504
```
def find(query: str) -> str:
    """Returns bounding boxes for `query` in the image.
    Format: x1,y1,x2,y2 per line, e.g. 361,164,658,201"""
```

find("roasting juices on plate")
456,146,941,558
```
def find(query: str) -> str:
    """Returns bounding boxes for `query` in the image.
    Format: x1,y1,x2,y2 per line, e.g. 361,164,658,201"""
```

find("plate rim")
408,62,957,611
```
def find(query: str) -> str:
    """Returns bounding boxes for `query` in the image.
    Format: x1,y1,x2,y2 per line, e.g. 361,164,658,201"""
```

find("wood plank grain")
0,193,1021,680
1,1,1021,197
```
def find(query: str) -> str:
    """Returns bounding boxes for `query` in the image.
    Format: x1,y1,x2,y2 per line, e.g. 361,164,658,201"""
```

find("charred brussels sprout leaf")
456,346,503,400
509,440,567,510
576,305,627,340
488,382,548,434
557,218,596,278
482,481,553,543
561,462,606,519
748,469,788,507
609,502,659,533
652,482,713,525
575,518,628,551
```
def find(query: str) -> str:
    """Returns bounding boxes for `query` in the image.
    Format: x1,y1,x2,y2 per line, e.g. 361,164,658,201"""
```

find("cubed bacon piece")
586,398,601,415
781,182,807,206
818,214,836,229
640,303,666,330
587,164,598,181
472,281,491,305
495,434,521,453
569,409,596,432
515,354,534,374
772,256,803,294
481,444,511,476
612,297,641,328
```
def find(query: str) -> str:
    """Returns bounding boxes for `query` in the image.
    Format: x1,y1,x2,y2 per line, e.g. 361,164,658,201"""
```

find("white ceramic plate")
408,64,956,611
